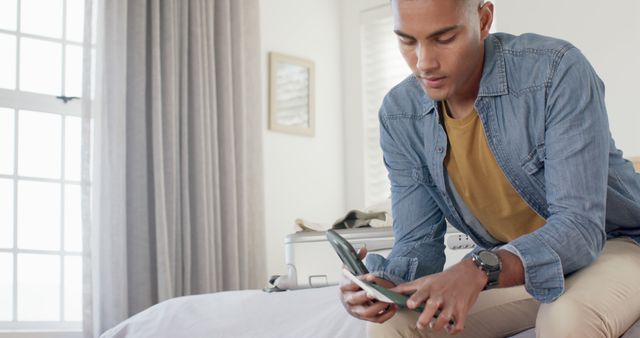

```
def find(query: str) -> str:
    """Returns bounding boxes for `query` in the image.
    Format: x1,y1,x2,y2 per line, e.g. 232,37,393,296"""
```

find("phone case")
326,229,369,275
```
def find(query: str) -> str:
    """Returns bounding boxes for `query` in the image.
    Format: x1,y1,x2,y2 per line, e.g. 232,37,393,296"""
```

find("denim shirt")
365,32,640,303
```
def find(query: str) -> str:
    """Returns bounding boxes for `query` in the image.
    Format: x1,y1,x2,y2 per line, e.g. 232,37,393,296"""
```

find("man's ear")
479,1,494,39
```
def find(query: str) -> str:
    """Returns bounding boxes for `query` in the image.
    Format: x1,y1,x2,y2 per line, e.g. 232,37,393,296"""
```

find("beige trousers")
368,238,640,338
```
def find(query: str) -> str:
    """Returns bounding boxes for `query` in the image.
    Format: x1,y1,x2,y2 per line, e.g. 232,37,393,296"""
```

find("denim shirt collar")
423,34,508,115
478,34,508,97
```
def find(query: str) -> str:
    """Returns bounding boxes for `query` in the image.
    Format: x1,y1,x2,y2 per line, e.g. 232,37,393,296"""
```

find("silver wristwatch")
471,250,502,290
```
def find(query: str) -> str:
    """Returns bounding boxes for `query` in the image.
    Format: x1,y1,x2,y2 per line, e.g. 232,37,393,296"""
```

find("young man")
340,0,640,337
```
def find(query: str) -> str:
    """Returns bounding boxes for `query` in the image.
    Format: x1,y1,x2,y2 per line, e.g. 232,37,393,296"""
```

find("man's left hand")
390,259,488,334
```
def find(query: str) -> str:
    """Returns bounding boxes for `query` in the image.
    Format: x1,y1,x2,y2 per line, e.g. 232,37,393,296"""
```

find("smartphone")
344,268,453,324
342,267,424,310
326,229,369,275
329,230,454,325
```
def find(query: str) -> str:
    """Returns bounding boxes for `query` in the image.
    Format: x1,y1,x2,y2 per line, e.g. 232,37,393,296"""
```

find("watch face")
479,251,499,267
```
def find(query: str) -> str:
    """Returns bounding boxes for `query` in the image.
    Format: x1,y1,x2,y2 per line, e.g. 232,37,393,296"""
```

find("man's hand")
339,247,399,323
390,259,487,334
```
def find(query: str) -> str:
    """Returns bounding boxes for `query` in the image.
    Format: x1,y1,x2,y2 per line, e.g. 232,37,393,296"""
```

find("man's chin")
421,85,447,101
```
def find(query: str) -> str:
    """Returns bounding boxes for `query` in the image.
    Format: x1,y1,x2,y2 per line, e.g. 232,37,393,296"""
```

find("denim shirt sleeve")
364,102,447,286
502,47,609,303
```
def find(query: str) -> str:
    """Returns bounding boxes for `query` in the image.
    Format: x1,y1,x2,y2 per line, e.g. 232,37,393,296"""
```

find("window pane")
17,180,61,251
0,107,14,174
65,45,83,98
64,184,81,252
66,0,84,42
18,110,62,179
65,116,81,181
0,0,17,31
63,256,81,321
361,16,409,206
0,179,13,249
0,33,17,90
20,0,62,39
0,253,12,321
19,38,62,95
17,253,60,321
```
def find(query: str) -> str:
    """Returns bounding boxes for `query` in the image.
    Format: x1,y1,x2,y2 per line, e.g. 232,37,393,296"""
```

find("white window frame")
0,0,84,336
359,6,411,208
341,0,410,210
0,331,81,338
341,0,387,210
0,89,83,336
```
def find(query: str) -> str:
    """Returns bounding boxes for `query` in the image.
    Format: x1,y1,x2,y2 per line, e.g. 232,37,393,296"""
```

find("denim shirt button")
436,147,444,153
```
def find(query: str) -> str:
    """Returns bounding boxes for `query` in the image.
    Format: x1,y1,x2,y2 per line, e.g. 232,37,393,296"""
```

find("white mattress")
101,285,640,338
101,285,365,338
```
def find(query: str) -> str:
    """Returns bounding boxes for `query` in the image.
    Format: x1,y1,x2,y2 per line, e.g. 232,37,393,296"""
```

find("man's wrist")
495,250,525,287
463,258,489,290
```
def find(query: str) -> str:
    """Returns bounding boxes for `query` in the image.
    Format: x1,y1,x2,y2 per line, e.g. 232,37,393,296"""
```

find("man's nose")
416,43,437,74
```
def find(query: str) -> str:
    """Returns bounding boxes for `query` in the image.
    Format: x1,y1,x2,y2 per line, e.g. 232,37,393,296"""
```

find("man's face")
392,0,492,102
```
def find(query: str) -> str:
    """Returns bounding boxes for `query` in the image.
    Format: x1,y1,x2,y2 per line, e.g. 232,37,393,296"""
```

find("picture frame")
269,52,315,136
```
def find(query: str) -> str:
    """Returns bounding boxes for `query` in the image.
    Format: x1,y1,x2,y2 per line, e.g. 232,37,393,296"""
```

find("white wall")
260,0,346,277
496,1,640,157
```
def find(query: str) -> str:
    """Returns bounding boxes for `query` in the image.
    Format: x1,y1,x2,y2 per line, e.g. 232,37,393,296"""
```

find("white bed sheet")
101,285,640,338
101,286,364,338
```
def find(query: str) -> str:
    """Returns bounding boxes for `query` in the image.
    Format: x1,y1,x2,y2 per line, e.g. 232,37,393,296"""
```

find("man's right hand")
339,247,398,323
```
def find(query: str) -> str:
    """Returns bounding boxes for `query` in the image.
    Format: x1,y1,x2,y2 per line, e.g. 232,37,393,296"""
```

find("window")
0,0,85,334
360,8,411,207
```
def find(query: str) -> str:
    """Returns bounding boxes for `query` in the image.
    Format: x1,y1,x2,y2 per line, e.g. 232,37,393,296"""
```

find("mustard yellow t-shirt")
441,102,545,242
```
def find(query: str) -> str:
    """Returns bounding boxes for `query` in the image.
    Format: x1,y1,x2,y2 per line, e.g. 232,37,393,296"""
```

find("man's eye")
436,35,456,44
398,37,416,45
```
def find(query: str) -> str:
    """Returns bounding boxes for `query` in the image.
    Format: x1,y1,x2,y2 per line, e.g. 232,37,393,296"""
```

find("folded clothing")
294,199,392,232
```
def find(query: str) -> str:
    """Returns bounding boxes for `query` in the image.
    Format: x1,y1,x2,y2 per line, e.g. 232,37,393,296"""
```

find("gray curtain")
82,0,266,336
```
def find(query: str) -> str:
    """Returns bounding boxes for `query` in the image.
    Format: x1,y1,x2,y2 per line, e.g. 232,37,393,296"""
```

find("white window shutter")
360,15,410,208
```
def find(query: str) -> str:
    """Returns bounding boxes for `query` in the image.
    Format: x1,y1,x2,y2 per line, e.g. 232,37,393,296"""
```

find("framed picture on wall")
268,52,315,136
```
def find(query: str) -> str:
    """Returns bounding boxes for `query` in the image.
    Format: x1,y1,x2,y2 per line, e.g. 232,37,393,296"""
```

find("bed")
100,284,640,338
103,158,640,337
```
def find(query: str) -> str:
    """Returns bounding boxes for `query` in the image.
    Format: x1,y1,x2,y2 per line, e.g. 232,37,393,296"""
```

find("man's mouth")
418,75,446,88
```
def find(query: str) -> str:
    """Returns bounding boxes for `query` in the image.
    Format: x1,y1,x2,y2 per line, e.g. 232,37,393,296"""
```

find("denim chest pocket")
521,145,546,190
